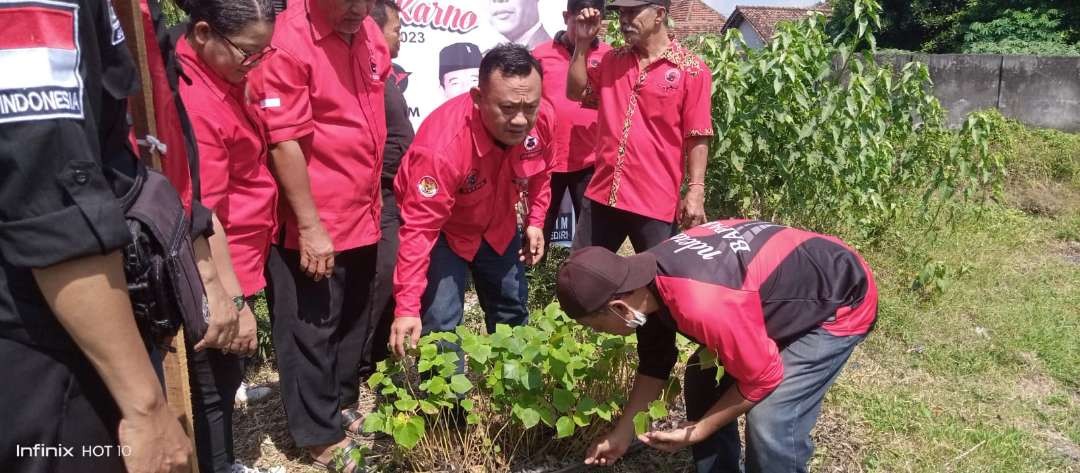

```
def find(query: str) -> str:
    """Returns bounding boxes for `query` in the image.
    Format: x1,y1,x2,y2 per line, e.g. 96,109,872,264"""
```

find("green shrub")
686,0,1002,245
362,303,669,469
962,9,1080,56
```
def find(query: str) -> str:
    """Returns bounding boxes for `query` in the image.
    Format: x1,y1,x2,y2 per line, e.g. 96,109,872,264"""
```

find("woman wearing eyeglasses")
175,0,280,472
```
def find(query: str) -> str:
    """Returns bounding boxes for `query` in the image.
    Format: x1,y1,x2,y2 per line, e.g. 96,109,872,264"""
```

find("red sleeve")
392,146,463,317
250,50,314,144
656,276,783,402
681,57,714,138
525,105,556,228
580,49,609,110
189,112,231,222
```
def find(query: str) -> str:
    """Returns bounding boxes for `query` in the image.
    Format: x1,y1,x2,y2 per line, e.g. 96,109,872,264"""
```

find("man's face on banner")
489,0,541,40
442,68,480,99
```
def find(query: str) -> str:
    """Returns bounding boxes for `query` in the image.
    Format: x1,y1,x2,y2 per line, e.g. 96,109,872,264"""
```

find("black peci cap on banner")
438,42,483,82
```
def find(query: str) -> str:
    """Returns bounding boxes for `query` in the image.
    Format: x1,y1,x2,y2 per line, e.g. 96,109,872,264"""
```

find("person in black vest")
0,1,191,472
556,219,878,473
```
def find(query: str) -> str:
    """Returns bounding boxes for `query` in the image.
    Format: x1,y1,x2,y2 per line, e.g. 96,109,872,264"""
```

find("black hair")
566,0,605,14
478,43,543,88
370,0,401,28
178,0,277,36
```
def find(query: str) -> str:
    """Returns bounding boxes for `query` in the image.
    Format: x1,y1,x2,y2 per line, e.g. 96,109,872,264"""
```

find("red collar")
176,35,235,101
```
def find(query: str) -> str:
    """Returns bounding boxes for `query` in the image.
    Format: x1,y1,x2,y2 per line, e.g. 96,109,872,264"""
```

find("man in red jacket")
389,44,554,360
556,219,877,473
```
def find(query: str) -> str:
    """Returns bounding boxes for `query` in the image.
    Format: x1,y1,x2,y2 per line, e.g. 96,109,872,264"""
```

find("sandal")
340,407,365,434
311,440,361,473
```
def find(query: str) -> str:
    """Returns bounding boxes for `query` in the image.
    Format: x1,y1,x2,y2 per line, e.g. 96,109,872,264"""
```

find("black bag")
119,165,209,348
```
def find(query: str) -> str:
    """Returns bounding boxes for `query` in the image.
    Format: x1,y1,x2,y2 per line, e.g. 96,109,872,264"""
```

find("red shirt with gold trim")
532,34,611,172
248,0,389,251
583,40,714,222
392,94,556,317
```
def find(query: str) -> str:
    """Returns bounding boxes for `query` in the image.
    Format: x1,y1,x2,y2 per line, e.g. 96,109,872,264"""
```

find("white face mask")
610,305,648,328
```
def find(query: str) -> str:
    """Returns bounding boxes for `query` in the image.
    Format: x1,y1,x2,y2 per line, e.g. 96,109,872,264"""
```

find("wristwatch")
232,295,246,312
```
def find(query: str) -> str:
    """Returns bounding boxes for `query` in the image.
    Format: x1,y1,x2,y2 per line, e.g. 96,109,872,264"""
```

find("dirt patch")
810,407,868,473
1059,241,1080,265
1040,431,1080,465
1007,179,1078,218
1013,374,1058,403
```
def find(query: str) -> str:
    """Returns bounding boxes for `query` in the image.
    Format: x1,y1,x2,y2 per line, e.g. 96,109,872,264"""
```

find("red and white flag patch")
0,0,84,124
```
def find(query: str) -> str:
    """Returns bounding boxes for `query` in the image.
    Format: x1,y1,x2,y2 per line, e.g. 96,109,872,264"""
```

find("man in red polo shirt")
388,44,554,360
532,0,612,246
248,0,387,465
567,0,712,253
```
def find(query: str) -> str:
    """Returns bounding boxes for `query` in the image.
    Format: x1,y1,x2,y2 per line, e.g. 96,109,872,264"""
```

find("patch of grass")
820,122,1080,471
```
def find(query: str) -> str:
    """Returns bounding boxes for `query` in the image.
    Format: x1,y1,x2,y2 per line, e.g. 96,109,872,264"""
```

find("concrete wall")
878,53,1080,132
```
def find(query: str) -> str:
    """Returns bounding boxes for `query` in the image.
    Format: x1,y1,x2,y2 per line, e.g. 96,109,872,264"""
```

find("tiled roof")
669,0,728,39
721,5,831,42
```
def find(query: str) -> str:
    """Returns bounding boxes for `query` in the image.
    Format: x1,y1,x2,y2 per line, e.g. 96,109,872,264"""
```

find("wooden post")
110,1,198,472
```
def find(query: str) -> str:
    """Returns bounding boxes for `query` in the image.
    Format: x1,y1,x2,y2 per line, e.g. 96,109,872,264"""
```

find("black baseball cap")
567,0,605,13
556,247,658,319
607,0,670,8
439,42,482,82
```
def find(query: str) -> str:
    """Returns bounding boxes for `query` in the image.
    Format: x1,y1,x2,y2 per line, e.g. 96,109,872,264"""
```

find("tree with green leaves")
825,0,1080,55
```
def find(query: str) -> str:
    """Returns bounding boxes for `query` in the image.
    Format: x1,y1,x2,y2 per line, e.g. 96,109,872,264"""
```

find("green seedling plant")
363,303,644,470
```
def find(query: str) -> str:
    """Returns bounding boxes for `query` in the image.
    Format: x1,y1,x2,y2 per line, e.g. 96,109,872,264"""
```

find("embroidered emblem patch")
459,169,487,194
665,69,680,84
0,1,85,124
417,176,439,198
524,135,539,151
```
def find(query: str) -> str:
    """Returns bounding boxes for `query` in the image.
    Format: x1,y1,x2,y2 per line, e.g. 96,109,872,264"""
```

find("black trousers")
542,166,593,244
265,245,376,448
0,337,129,473
186,341,243,473
358,186,399,381
571,199,679,253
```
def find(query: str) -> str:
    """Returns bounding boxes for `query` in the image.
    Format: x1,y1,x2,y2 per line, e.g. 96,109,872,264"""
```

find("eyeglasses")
213,28,275,67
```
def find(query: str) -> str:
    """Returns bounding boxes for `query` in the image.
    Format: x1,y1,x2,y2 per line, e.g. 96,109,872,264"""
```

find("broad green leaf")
392,416,425,450
418,400,439,415
503,360,522,381
632,411,650,436
419,343,437,359
515,406,541,429
366,372,385,389
424,376,448,395
450,374,473,394
553,389,575,413
361,412,386,434
394,399,418,412
556,416,575,439
648,400,668,420
459,399,475,411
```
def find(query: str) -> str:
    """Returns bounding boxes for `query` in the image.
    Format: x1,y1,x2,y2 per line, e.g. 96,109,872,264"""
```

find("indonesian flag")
0,1,84,124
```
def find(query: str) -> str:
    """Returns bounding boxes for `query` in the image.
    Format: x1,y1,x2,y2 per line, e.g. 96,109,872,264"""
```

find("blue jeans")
684,327,865,473
421,234,528,371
